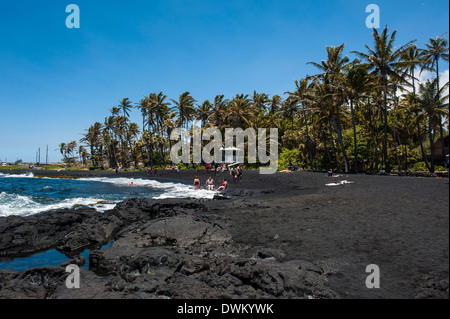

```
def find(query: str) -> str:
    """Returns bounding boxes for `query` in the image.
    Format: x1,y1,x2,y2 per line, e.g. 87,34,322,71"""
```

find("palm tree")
78,145,89,166
401,45,430,169
104,115,118,168
227,94,253,128
80,122,103,168
341,62,372,173
403,92,430,170
172,92,196,129
118,98,133,118
352,26,415,172
197,100,212,127
126,122,140,168
417,79,449,173
421,33,449,157
252,91,270,113
115,115,130,168
67,141,77,159
421,33,449,102
286,77,316,169
210,94,227,129
309,44,352,172
58,143,68,161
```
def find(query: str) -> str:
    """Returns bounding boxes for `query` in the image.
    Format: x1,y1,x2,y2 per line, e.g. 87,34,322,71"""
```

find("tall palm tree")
77,145,89,166
227,94,253,128
421,33,449,157
197,100,212,127
118,98,133,119
417,79,449,172
58,143,68,161
403,92,430,170
309,44,352,172
286,77,316,170
252,91,270,113
421,33,449,102
401,45,430,169
80,122,103,168
210,94,228,129
352,26,415,172
172,92,196,129
268,95,282,116
341,62,372,173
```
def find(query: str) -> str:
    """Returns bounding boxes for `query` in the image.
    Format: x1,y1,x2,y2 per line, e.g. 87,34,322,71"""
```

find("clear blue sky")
0,0,448,163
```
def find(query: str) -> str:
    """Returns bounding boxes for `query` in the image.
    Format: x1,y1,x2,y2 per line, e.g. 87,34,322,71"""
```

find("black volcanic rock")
0,198,338,299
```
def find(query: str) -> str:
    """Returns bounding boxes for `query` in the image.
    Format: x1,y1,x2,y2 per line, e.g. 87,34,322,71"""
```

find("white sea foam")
77,177,217,200
0,174,216,217
0,192,114,217
0,172,34,178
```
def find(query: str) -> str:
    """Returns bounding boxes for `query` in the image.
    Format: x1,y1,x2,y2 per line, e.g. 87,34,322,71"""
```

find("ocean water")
0,172,216,271
0,172,216,217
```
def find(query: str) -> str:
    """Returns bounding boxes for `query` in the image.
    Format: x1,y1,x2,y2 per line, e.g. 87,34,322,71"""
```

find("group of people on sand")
193,176,228,191
204,162,232,175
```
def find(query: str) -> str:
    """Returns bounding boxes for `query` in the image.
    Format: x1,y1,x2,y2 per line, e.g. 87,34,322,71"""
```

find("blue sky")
0,0,448,163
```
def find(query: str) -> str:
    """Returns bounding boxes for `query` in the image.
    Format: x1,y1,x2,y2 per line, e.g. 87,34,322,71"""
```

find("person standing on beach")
193,176,201,190
230,167,238,183
154,168,157,176
237,165,243,182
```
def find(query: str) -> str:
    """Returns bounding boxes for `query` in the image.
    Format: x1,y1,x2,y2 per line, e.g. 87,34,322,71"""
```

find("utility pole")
46,145,49,170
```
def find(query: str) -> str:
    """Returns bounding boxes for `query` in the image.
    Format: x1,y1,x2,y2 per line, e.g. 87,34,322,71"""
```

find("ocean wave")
77,177,217,200
0,192,115,217
0,172,34,178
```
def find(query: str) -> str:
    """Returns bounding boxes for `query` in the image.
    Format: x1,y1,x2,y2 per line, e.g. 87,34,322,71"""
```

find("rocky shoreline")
0,198,337,299
0,169,448,299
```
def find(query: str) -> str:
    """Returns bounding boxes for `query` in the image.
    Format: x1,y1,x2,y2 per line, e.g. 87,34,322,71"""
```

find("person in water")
216,178,228,191
193,176,201,189
205,176,215,190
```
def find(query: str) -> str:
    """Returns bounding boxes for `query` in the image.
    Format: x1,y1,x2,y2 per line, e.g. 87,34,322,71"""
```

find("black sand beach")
0,169,448,299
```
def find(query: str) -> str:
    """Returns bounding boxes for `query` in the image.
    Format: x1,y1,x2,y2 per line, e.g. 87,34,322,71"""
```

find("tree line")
60,26,449,173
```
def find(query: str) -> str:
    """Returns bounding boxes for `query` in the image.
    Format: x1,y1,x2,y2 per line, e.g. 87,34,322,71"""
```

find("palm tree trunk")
403,133,408,171
417,120,430,171
304,112,313,171
319,124,333,166
350,98,358,173
393,97,402,172
328,121,339,170
429,116,435,173
435,60,446,159
382,76,390,172
333,109,349,173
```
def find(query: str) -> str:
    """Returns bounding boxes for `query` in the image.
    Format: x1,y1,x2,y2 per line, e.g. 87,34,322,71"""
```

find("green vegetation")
0,165,25,170
60,26,449,173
